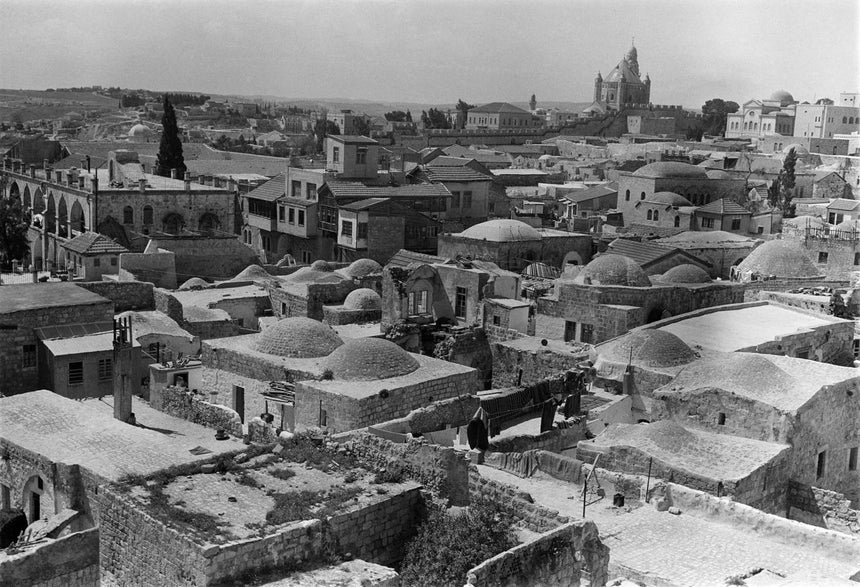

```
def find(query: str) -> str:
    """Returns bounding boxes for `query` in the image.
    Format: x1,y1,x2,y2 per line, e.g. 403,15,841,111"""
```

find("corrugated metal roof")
39,330,140,356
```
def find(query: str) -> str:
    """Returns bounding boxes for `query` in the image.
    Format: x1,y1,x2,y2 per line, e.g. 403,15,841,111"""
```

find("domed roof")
338,258,382,279
769,90,795,104
310,260,333,272
784,215,824,227
459,219,541,242
343,288,381,310
632,162,708,179
286,267,345,284
650,191,692,206
253,317,343,358
782,143,809,155
322,338,420,381
128,123,152,138
660,354,793,397
232,264,273,282
574,254,651,287
178,277,209,290
705,169,732,180
736,240,821,279
657,264,711,283
598,330,697,368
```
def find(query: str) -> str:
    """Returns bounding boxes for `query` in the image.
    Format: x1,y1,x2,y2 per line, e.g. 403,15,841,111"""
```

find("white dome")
458,219,541,242
128,124,152,138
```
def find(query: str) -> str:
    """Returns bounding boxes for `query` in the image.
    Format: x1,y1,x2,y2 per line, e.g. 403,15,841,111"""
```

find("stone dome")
128,123,152,138
736,240,821,279
705,169,732,180
178,277,209,290
661,354,794,397
232,264,273,282
769,90,795,104
339,258,382,279
310,260,333,272
343,288,381,310
322,338,420,381
657,264,711,284
632,162,708,179
253,317,344,358
650,192,692,206
782,143,809,156
574,254,651,287
598,330,697,368
459,219,541,242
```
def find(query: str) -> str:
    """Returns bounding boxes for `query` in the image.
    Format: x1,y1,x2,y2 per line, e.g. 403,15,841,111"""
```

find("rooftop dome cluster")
736,240,821,279
322,338,420,381
598,330,697,368
253,317,344,358
459,219,541,242
574,254,651,287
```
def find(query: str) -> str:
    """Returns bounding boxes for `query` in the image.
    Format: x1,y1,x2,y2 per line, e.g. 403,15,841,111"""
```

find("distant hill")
0,89,118,123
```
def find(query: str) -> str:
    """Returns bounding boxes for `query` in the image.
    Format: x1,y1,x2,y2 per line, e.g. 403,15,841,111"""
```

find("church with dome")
725,90,799,141
589,42,651,112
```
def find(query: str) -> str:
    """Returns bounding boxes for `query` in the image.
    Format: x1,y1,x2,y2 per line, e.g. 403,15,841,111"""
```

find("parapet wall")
76,280,155,311
788,481,860,537
491,339,589,388
150,385,243,437
465,520,609,587
371,394,481,435
0,528,99,587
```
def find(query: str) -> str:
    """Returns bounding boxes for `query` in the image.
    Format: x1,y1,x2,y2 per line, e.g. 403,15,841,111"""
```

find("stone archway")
162,212,185,234
70,200,86,233
646,306,669,324
22,185,31,210
32,187,45,214
198,212,220,234
563,251,584,266
8,181,20,202
45,192,56,233
57,196,68,238
21,474,51,525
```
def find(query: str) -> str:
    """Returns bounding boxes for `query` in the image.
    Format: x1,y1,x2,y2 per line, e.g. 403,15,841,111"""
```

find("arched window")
646,210,653,220
851,117,856,125
843,117,847,124
640,192,645,200
674,215,680,227
123,206,134,224
653,210,659,221
625,189,630,201
143,205,153,225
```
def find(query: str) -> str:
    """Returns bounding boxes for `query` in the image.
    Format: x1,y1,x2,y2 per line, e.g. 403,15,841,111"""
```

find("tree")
313,118,341,152
399,500,516,587
155,95,186,178
455,99,475,129
384,110,408,122
780,147,798,217
421,108,451,130
352,116,371,137
405,109,413,122
701,98,740,137
0,196,30,269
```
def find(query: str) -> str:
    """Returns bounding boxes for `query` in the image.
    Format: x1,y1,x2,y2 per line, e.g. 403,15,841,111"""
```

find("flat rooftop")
657,304,841,352
40,330,141,356
0,282,109,314
0,391,242,481
171,284,269,308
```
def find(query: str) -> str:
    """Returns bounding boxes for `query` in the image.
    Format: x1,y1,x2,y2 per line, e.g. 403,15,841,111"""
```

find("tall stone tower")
529,94,537,111
113,317,135,423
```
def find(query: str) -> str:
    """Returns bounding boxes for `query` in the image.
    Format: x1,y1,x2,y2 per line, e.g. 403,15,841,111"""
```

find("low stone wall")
342,432,470,506
488,419,586,453
483,324,527,344
0,528,99,587
491,338,590,388
77,280,155,311
484,450,586,485
468,467,570,532
372,394,481,435
741,278,849,302
788,481,860,536
465,520,609,587
322,306,381,325
151,385,243,437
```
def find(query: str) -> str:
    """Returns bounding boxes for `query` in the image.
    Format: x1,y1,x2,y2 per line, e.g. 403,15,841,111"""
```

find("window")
91,257,100,268
333,146,340,163
451,191,461,208
463,191,472,209
653,210,659,222
580,323,594,344
279,206,286,223
816,450,827,478
647,210,653,220
291,180,301,198
854,253,860,266
143,205,153,225
493,315,501,326
640,192,645,200
233,385,245,423
98,358,112,380
731,218,741,230
22,344,36,369
356,147,367,165
718,413,726,425
416,290,427,314
341,220,353,237
298,210,305,227
262,235,271,252
288,208,295,224
757,226,764,234
69,361,83,385
701,217,714,228
306,183,317,200
455,286,467,318
674,216,681,228
818,251,829,263
564,321,577,342
123,206,134,224
625,189,630,201
357,222,368,239
849,447,858,472
302,251,312,263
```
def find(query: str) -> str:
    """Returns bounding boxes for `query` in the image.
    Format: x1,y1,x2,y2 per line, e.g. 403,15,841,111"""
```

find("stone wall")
372,394,481,435
76,281,155,311
483,324,527,344
488,420,586,453
321,306,381,325
491,338,590,388
465,520,609,587
0,528,99,587
740,278,849,302
341,432,470,506
269,281,357,321
118,251,177,290
151,385,243,437
468,467,570,532
436,328,494,389
153,288,184,323
788,481,860,536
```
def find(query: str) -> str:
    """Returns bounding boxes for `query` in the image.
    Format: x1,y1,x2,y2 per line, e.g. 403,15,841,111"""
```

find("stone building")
731,239,824,282
0,283,114,396
655,231,762,279
59,233,128,281
591,43,651,111
268,260,360,321
322,287,382,325
465,102,542,131
438,218,593,272
535,254,742,344
725,91,798,141
781,219,860,281
605,238,712,276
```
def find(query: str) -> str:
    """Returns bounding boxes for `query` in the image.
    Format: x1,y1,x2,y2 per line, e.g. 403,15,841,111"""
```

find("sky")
0,0,858,109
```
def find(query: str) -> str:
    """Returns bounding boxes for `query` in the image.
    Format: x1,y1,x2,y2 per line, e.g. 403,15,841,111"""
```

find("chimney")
29,164,36,178
86,155,91,173
184,171,191,192
112,317,135,423
78,176,85,189
227,177,236,192
43,158,49,171
170,168,178,179
91,176,99,195
55,170,62,183
139,178,146,194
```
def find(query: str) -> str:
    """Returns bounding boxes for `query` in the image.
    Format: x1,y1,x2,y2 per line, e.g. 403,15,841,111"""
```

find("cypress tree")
155,95,186,178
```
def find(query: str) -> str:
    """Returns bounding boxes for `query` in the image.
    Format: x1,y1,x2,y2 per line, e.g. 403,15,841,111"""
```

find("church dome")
633,162,708,179
128,124,152,138
769,90,795,105
598,330,697,368
657,264,711,284
254,317,343,358
736,240,821,279
322,338,420,381
459,219,541,242
343,288,381,310
650,192,692,206
575,254,651,287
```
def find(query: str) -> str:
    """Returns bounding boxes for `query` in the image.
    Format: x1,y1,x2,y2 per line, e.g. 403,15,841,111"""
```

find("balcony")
247,213,276,232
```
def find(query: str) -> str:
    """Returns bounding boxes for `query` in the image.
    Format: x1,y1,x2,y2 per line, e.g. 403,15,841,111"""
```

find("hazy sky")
1,0,857,108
